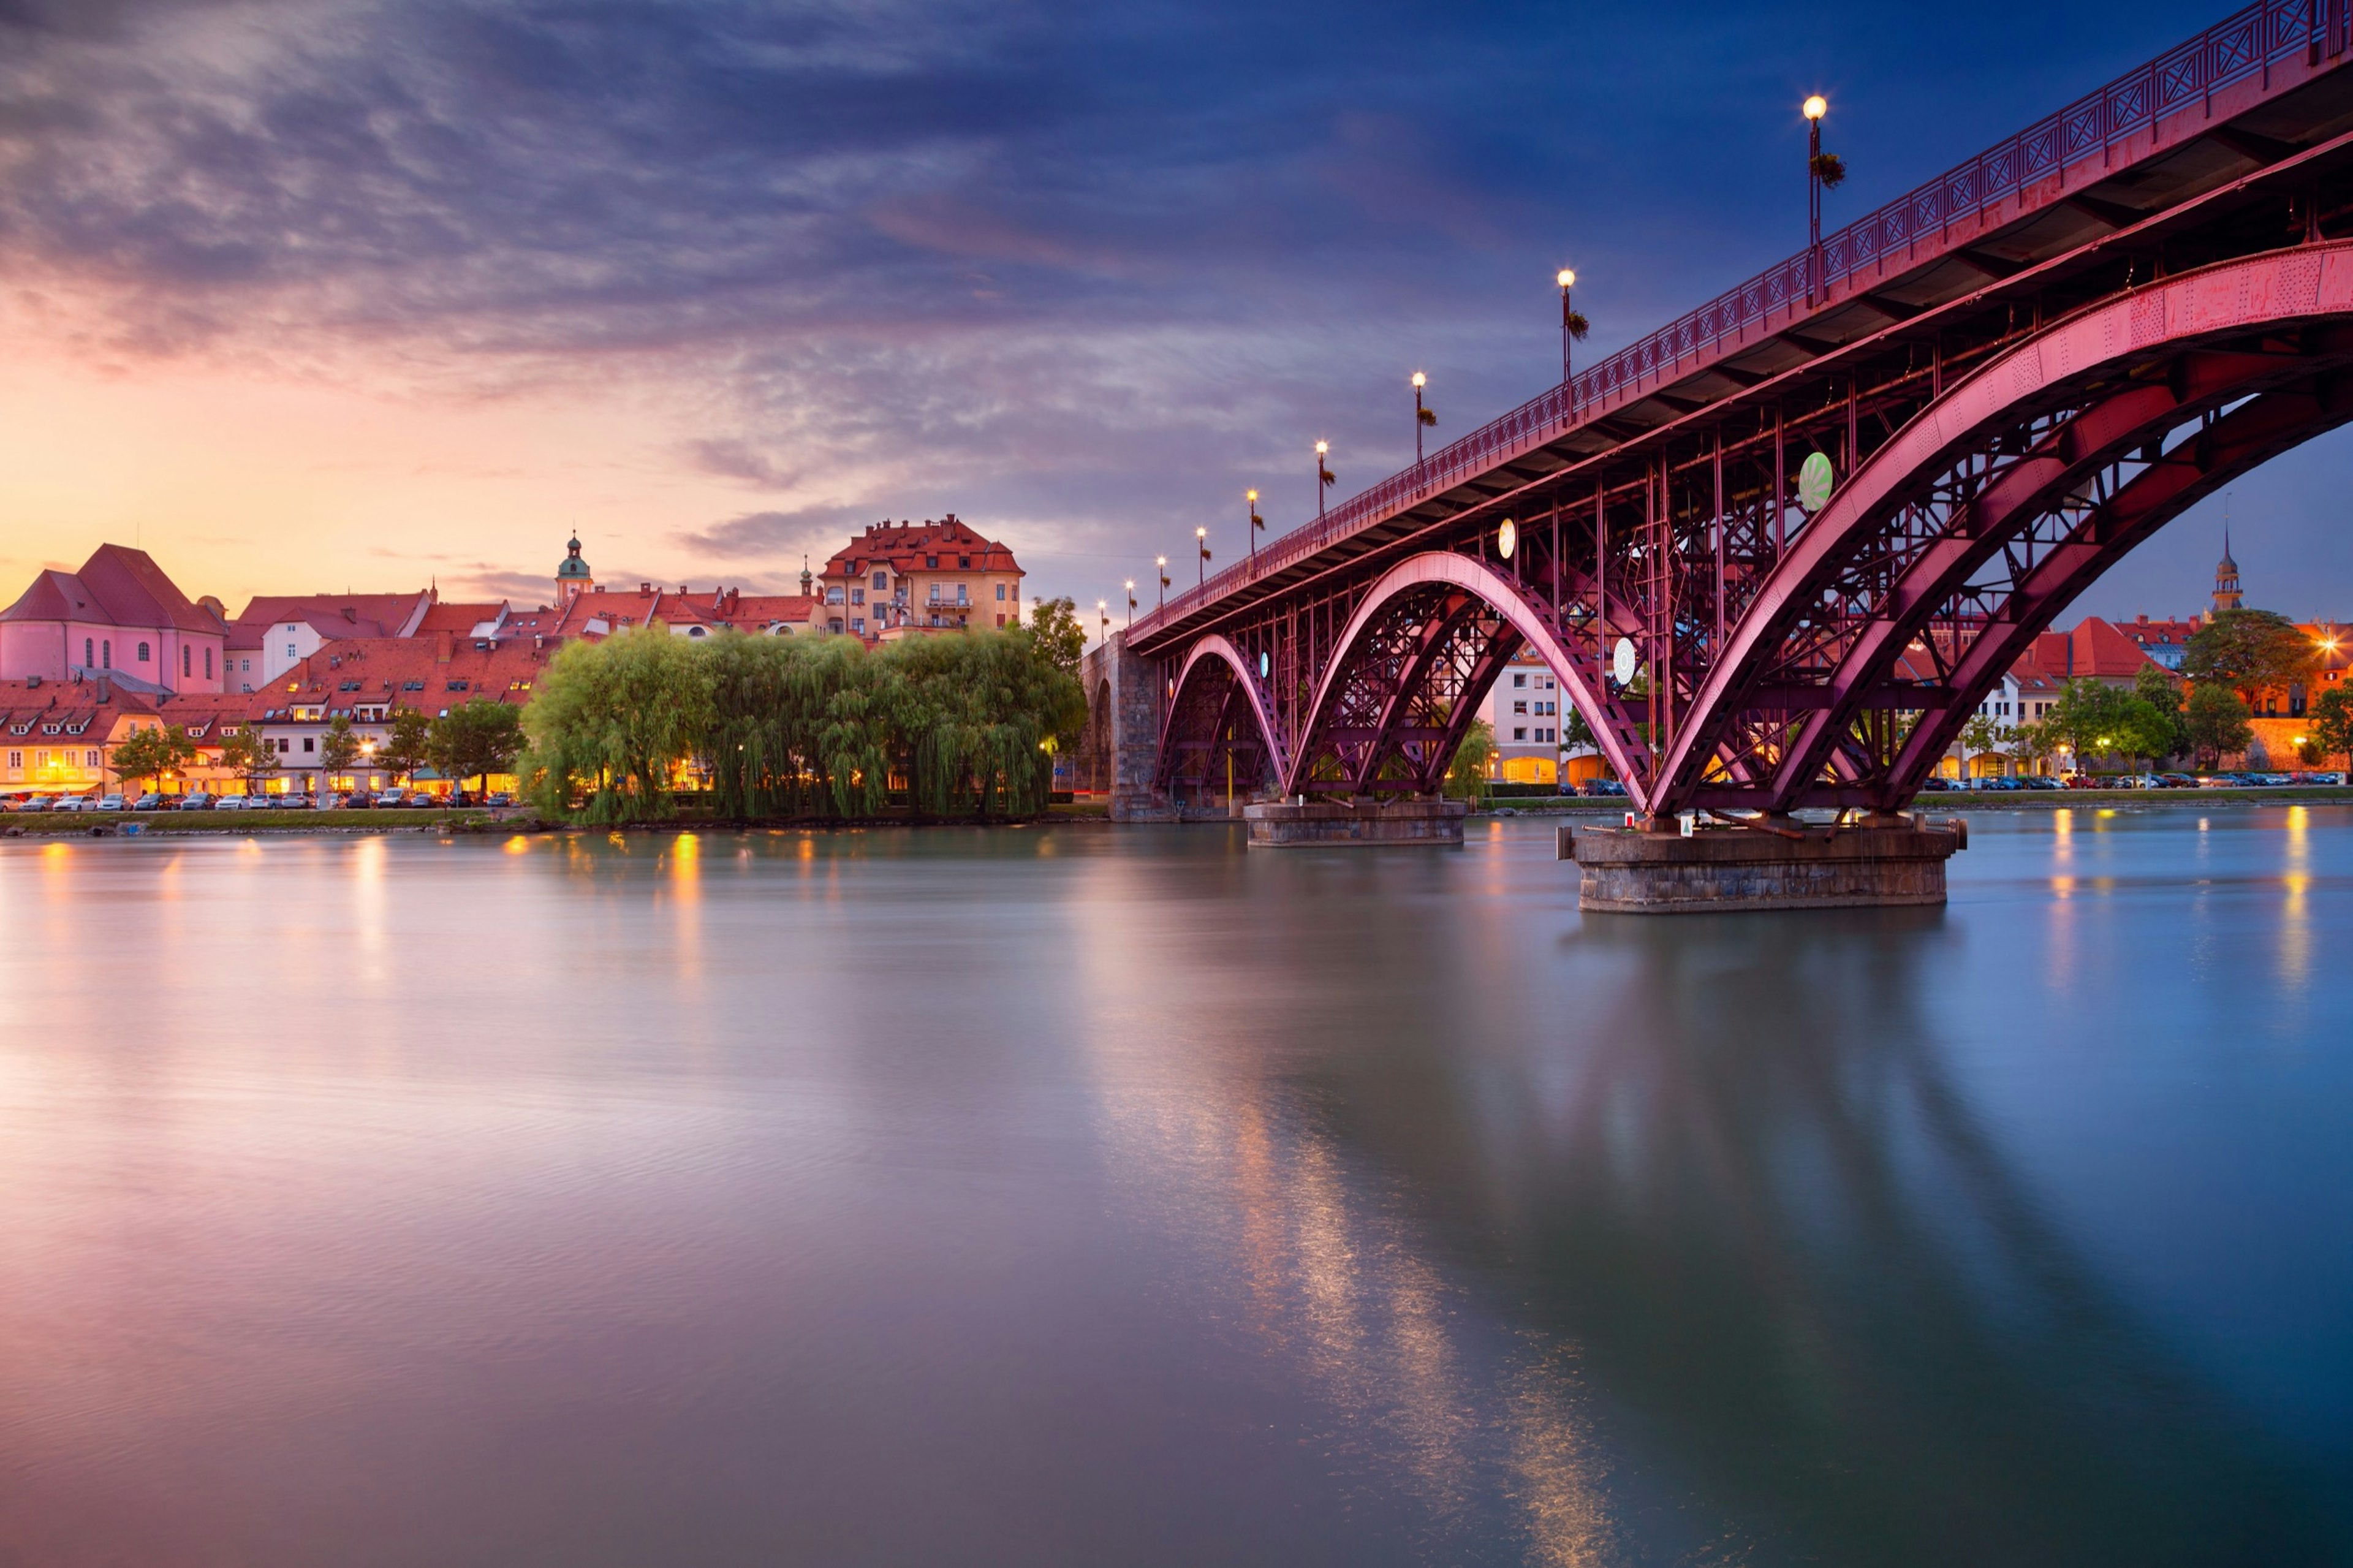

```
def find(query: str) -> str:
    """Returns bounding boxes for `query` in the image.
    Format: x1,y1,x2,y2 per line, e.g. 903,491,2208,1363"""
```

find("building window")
851,588,864,605
205,648,214,679
102,641,112,668
958,556,971,569
925,555,938,569
996,583,1006,601
957,585,968,604
34,750,48,768
183,646,191,677
83,638,93,667
996,614,1006,628
1513,701,1527,714
1512,673,1526,688
138,642,150,662
5,751,17,770
826,587,844,605
871,572,887,591
86,749,99,768
851,618,866,635
303,738,315,753
1513,727,1527,741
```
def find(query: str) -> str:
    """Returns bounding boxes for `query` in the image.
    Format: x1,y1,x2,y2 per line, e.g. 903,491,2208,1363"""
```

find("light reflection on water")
0,808,2347,1566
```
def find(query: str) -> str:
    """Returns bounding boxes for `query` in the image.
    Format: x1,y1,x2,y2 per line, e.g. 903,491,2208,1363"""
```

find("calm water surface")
1,808,2348,1566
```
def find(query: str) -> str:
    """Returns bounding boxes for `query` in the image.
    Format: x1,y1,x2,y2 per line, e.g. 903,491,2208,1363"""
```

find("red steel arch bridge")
1095,2,2353,824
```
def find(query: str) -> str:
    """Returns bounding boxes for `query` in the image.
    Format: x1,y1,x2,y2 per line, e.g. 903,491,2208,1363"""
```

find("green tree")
2131,665,2190,763
1445,719,1495,803
2184,681,2255,770
111,722,198,795
1027,596,1088,682
525,625,1089,825
2307,684,2353,770
1960,714,2005,781
379,707,433,786
317,716,362,795
2036,678,2180,773
218,724,279,797
2181,609,2316,708
430,700,526,800
522,631,716,822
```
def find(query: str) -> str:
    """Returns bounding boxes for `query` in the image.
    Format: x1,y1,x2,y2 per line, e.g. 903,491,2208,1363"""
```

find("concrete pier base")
1561,819,1965,912
1245,797,1466,848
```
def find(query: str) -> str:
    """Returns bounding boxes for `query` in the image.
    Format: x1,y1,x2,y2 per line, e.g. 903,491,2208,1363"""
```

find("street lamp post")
1246,489,1262,568
1125,580,1136,626
1097,599,1110,648
1411,373,1434,464
1555,269,1590,420
1314,441,1333,520
1157,555,1169,608
1196,526,1210,586
1803,95,1844,305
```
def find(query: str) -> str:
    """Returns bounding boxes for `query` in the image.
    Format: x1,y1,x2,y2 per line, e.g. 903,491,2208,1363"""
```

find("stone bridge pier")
1078,632,1177,821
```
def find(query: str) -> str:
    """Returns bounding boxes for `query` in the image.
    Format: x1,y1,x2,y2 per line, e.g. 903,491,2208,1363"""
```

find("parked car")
2308,770,2347,786
12,794,50,812
1576,778,1627,797
2017,775,2063,790
1979,776,2022,792
214,795,250,811
2062,775,2102,789
180,792,215,811
96,794,127,811
485,792,514,808
131,793,170,811
1917,777,1951,792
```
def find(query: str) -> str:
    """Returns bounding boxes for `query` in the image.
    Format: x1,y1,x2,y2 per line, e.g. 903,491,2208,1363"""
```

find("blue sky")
0,0,2333,619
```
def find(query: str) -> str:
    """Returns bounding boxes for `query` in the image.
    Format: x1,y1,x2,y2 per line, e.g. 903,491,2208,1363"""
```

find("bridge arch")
1153,634,1287,803
1287,553,1649,800
1655,242,2353,814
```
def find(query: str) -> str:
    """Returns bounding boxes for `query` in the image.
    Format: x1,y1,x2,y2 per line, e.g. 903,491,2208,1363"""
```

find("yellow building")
817,516,1025,642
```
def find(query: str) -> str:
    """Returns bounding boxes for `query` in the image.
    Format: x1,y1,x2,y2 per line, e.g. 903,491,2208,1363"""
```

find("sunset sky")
2,0,2341,620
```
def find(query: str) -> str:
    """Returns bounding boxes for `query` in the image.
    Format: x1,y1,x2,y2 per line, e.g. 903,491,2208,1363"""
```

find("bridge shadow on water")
1144,844,2346,1567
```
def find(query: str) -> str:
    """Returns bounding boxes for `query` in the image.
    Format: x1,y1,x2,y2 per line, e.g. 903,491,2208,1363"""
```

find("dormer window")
926,555,938,569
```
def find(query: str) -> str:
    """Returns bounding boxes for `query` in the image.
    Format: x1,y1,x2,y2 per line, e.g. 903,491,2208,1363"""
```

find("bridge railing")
1137,0,2328,640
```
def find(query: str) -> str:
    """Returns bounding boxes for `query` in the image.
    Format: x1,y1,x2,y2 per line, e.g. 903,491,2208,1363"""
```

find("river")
0,807,2347,1566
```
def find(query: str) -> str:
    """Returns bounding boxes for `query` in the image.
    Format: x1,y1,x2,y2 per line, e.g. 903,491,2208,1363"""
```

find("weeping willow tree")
521,630,715,823
522,625,1084,824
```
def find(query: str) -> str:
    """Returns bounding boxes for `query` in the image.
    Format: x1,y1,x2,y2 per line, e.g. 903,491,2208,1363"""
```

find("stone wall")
1078,631,1172,820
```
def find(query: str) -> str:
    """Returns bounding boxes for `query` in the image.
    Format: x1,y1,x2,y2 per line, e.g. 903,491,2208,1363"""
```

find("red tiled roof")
252,635,553,718
0,676,159,738
232,591,430,640
1,547,225,635
821,515,1021,577
2028,618,2168,683
412,600,508,635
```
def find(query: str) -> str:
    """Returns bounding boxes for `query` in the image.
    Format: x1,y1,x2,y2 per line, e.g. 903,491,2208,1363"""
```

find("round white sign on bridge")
1497,517,1518,559
1612,637,1637,686
1797,450,1836,513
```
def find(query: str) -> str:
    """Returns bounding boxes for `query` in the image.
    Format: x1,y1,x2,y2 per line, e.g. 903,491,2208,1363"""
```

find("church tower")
2211,531,2243,615
557,534,594,605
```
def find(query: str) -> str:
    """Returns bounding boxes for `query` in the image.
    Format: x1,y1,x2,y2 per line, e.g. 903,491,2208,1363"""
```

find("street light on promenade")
1097,599,1110,648
1314,441,1334,520
1246,488,1263,568
1411,373,1435,464
1157,555,1170,608
1196,526,1211,586
1125,580,1136,626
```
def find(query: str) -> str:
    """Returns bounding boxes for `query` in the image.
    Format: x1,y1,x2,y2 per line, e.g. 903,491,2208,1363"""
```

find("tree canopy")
2184,681,2254,770
112,723,197,790
523,626,1084,824
430,700,526,795
2308,685,2353,768
2181,610,2316,705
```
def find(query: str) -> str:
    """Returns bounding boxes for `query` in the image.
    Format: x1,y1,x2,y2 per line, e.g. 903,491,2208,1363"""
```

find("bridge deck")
1131,0,2353,657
